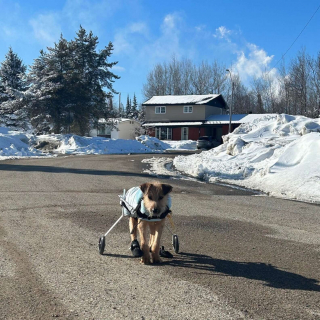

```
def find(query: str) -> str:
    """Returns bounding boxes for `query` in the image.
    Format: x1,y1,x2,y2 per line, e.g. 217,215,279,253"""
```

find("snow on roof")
143,94,221,105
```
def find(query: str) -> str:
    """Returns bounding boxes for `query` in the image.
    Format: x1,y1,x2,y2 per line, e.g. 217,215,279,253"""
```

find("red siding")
174,127,203,140
222,124,240,135
188,127,201,140
172,127,181,140
222,125,229,135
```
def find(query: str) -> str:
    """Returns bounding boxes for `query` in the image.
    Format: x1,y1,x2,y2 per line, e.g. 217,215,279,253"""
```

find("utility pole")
119,92,121,117
226,69,233,134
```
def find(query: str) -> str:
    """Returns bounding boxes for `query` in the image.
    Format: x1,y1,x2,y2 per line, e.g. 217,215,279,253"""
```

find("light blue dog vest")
124,186,172,218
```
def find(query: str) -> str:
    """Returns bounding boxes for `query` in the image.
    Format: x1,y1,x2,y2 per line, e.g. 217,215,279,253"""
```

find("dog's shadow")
161,252,320,292
102,253,134,259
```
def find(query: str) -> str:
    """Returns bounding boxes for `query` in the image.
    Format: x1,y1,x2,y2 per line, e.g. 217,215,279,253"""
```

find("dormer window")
183,106,193,113
155,106,166,114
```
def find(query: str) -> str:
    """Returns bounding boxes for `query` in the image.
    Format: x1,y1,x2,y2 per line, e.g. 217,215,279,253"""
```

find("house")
142,94,275,142
90,118,142,139
142,94,229,141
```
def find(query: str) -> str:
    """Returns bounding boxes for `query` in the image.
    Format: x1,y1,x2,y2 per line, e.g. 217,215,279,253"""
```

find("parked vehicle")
196,136,220,150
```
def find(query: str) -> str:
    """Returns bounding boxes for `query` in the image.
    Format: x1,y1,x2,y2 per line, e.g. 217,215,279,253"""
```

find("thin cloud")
214,26,232,40
113,22,149,55
112,65,126,72
29,13,62,46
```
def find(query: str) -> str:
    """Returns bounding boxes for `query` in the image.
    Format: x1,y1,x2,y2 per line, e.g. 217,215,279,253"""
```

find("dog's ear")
162,184,172,195
140,183,150,194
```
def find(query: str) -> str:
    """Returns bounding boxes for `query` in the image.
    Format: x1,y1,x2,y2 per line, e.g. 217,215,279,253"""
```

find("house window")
183,106,193,113
155,127,172,140
181,127,188,140
155,106,166,114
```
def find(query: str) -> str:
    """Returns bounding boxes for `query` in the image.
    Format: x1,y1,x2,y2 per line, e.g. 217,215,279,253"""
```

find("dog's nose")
153,208,159,214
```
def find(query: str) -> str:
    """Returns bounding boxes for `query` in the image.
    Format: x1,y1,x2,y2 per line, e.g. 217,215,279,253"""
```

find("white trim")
183,106,193,113
181,127,189,140
143,122,202,127
155,127,172,140
155,106,166,114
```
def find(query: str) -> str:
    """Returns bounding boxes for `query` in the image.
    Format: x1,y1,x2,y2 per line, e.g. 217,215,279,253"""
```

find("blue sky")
1,0,320,105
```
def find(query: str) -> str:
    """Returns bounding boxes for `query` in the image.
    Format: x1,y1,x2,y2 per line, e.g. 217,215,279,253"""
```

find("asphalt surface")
0,154,319,320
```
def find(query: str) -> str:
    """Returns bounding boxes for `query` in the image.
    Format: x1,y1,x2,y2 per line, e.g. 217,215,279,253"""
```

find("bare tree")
307,52,320,117
143,57,229,99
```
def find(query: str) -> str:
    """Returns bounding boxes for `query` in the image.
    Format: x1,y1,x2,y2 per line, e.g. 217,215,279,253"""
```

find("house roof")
142,94,223,106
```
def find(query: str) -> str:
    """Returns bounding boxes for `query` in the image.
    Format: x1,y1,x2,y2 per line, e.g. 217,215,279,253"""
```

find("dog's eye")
159,196,163,200
148,195,153,200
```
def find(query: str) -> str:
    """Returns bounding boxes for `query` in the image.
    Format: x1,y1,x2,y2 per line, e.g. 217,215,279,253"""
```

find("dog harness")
123,186,172,220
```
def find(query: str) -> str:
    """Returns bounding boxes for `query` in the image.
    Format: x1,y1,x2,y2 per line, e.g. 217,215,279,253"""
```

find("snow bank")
137,135,196,151
0,128,196,160
173,114,320,203
0,127,43,159
56,135,153,154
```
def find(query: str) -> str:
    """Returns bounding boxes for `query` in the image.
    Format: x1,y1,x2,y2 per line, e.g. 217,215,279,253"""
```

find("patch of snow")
173,114,320,203
143,94,220,105
0,128,196,160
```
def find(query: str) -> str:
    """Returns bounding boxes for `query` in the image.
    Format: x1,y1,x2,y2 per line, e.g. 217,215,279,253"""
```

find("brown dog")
129,182,173,264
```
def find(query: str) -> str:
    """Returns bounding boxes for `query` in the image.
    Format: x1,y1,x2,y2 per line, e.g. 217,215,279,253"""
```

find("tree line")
143,50,320,118
0,26,121,135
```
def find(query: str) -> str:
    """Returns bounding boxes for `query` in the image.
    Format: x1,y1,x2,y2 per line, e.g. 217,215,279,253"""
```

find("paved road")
0,154,319,320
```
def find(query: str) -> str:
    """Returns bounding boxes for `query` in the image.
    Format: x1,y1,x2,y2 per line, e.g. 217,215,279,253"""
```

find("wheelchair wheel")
172,234,179,253
99,236,105,255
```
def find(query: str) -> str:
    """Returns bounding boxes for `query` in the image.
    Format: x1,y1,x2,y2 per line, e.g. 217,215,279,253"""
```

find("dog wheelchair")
98,189,179,255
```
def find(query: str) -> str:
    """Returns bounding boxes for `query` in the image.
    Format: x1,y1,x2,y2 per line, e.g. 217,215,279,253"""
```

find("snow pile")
136,135,170,150
137,135,196,151
173,114,320,203
56,135,153,154
0,127,43,159
164,140,197,150
0,128,197,160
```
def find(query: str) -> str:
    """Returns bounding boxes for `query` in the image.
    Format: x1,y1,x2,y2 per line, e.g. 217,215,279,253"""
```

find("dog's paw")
140,256,151,265
151,255,162,264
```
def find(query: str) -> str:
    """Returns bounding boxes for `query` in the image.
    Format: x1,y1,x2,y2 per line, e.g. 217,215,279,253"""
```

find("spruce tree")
0,47,27,128
0,47,26,90
26,26,119,135
125,94,131,118
72,26,120,135
27,35,72,133
131,93,139,119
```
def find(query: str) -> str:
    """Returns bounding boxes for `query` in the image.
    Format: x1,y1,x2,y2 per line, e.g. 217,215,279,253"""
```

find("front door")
181,127,188,140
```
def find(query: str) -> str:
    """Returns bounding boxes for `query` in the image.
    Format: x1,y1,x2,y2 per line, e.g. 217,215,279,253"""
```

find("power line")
271,3,320,70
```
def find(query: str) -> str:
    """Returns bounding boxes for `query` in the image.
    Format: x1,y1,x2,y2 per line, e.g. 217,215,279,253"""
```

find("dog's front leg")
137,219,150,264
150,220,165,264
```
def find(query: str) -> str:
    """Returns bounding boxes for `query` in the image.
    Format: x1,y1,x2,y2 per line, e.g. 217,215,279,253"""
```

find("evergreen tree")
71,26,120,135
125,94,131,118
131,93,139,119
26,27,119,134
26,35,72,133
0,47,26,90
0,47,27,128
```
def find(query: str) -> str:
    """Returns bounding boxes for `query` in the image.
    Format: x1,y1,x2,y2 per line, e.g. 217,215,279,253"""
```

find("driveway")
0,154,319,319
